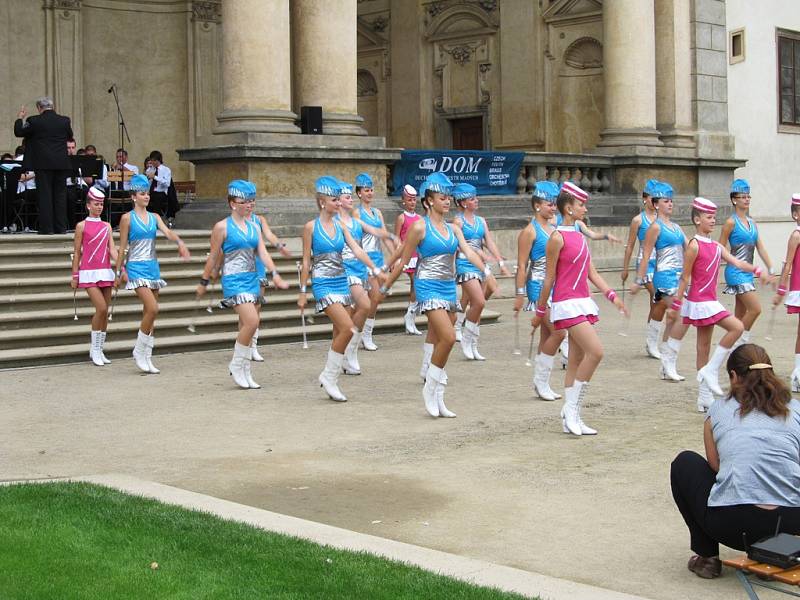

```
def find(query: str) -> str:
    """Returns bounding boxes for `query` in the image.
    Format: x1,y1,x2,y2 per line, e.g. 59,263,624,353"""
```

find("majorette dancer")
719,178,776,350
71,186,117,366
393,184,423,335
451,183,510,361
115,173,190,374
196,180,288,389
532,182,627,436
335,179,395,376
663,197,762,412
298,176,386,402
621,179,661,358
773,194,800,391
353,172,396,351
379,172,488,418
514,180,564,401
632,181,687,382
250,196,292,362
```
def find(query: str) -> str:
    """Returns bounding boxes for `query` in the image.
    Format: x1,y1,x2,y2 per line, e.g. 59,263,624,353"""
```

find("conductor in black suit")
13,97,73,234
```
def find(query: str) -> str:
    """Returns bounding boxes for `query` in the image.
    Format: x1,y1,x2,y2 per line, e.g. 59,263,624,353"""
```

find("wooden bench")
724,555,800,598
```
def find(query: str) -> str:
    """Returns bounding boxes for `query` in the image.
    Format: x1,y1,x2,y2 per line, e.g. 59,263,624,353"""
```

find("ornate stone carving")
357,70,378,97
446,45,474,65
371,16,388,32
477,0,497,12
479,62,491,104
564,37,603,70
192,0,221,23
44,0,81,9
427,1,447,18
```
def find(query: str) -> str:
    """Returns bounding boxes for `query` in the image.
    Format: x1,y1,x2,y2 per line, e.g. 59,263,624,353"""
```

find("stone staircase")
0,231,499,369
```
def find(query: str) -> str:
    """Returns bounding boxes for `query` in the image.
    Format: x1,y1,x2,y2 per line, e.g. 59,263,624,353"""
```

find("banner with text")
392,150,524,196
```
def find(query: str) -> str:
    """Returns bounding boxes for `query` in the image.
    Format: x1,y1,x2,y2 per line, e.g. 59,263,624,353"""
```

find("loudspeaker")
300,106,323,135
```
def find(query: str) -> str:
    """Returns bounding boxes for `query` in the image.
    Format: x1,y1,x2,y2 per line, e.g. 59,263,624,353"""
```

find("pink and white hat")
403,184,417,197
87,186,105,203
561,181,589,203
792,193,800,206
692,197,716,213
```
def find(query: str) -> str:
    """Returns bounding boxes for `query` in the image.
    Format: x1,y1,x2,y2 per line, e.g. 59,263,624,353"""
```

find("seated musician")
670,344,800,579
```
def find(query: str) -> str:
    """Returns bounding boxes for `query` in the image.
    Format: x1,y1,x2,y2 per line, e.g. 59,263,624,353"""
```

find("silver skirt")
347,275,371,291
316,293,353,314
125,278,167,290
417,298,462,314
723,282,757,295
457,271,484,283
219,292,263,308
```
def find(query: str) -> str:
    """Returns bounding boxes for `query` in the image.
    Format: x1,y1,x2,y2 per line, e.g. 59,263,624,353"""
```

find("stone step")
0,287,414,329
0,300,422,349
0,310,501,369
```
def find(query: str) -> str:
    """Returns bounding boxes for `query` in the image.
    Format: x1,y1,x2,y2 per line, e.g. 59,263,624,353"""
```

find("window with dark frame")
779,31,800,126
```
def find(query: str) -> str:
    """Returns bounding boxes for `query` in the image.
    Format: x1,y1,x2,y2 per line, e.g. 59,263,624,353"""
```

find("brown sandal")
688,555,722,579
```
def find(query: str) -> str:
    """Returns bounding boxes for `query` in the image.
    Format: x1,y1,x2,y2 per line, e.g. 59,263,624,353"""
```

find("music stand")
106,170,133,227
69,155,104,219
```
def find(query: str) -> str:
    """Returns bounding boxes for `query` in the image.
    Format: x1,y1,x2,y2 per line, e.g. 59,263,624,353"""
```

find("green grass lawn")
0,482,530,599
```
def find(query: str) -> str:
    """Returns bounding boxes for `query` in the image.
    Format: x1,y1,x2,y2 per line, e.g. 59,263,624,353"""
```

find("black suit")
14,110,73,234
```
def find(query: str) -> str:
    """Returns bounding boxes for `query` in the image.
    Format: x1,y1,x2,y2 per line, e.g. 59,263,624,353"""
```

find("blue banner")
392,150,524,196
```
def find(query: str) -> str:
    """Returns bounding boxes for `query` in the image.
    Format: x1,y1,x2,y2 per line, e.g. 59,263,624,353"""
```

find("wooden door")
451,117,483,150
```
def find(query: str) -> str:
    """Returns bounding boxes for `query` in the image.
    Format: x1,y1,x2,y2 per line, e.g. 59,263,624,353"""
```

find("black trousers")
148,191,167,217
670,450,800,557
66,186,85,230
35,169,67,234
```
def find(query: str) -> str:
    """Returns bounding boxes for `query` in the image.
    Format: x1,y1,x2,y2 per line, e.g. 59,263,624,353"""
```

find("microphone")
107,83,115,94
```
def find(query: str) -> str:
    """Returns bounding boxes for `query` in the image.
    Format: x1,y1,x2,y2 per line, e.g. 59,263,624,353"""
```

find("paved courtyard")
2,288,794,600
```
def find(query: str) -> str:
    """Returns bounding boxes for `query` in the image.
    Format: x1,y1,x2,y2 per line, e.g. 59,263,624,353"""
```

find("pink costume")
787,225,800,315
78,217,114,288
680,235,730,326
550,226,599,330
400,211,421,274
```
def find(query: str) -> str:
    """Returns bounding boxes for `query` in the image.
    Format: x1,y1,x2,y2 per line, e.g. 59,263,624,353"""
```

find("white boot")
228,342,251,389
469,321,486,361
460,320,475,360
98,331,111,364
697,379,715,413
559,336,569,369
251,328,265,362
793,354,800,393
561,385,582,436
533,353,561,400
454,312,465,342
144,333,160,374
646,320,662,359
697,345,730,397
405,304,422,335
342,331,362,375
659,338,684,382
436,369,456,417
423,364,443,417
90,331,105,367
573,380,597,435
242,345,260,389
319,350,347,401
732,329,751,351
361,318,378,351
420,342,434,382
133,330,151,373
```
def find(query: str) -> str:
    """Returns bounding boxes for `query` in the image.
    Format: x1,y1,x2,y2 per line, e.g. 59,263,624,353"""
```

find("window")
730,29,744,64
778,30,800,126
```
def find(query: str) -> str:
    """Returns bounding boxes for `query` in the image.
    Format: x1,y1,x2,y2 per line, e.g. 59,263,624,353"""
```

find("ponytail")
727,344,791,419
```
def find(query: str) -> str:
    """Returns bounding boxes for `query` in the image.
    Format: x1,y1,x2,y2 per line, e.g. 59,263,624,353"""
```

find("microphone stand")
108,84,131,150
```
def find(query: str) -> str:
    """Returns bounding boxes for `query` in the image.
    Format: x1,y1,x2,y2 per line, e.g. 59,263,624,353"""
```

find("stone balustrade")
517,153,614,195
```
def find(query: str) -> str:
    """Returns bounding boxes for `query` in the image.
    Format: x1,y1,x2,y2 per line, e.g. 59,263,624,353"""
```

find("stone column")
216,0,299,134
292,0,366,135
43,0,84,143
598,0,663,148
655,0,694,148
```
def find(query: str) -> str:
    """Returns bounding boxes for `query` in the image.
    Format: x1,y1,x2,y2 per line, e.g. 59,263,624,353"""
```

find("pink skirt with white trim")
789,306,800,315
554,314,599,330
683,310,730,326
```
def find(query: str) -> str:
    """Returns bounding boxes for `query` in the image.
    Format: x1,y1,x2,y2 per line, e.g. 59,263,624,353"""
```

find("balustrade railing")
517,153,614,195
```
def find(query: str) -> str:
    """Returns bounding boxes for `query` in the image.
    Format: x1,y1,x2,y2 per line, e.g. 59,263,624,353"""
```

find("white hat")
692,197,716,213
87,186,105,202
403,184,417,197
792,193,800,206
561,181,589,203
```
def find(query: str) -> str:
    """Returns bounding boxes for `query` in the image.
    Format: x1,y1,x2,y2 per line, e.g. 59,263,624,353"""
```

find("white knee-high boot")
319,350,347,401
144,333,160,374
659,337,684,381
343,331,362,375
251,328,265,362
792,354,800,393
420,342,434,382
454,312,465,342
646,320,662,359
423,364,443,417
98,331,111,364
460,320,476,360
533,353,560,400
229,342,252,389
361,318,378,351
436,369,456,417
469,321,486,361
90,331,105,367
697,344,731,397
133,330,151,372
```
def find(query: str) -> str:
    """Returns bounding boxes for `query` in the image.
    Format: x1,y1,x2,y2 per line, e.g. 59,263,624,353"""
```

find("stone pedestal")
291,0,366,136
216,0,299,134
598,0,663,149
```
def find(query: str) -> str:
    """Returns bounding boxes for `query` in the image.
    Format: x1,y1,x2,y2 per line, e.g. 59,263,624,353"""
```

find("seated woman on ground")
670,343,800,579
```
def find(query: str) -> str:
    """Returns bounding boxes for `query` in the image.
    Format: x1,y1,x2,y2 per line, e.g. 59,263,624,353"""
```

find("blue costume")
652,220,685,296
415,216,460,313
456,214,486,283
357,206,385,269
249,213,270,287
125,210,166,290
311,218,352,313
220,216,261,307
724,214,758,294
525,219,550,311
636,211,656,284
337,215,371,290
